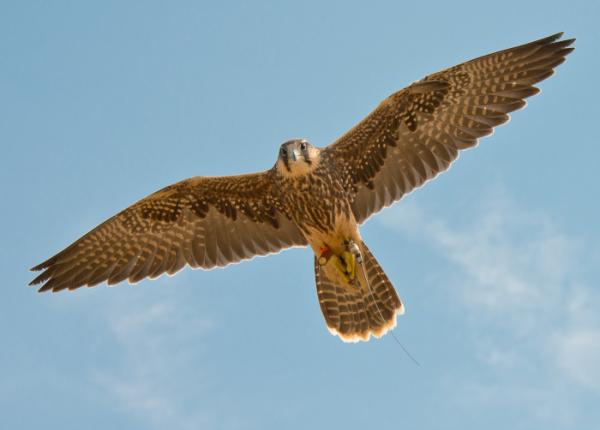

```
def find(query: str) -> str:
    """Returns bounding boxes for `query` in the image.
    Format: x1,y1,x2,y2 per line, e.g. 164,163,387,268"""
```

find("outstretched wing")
30,172,307,292
323,33,574,223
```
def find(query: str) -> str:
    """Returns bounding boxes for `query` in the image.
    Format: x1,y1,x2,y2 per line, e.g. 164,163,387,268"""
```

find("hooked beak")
290,148,302,162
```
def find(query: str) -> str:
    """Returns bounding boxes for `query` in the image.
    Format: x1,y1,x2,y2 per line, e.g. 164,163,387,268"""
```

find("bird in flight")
30,33,574,342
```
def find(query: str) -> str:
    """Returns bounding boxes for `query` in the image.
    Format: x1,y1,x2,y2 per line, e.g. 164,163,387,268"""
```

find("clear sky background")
2,1,599,429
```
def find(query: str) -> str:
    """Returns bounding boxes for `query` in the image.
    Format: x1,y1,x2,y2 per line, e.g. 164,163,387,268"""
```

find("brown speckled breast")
275,161,352,236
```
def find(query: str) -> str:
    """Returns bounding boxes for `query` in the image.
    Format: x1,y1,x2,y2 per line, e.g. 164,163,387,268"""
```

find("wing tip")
29,269,51,286
30,258,53,272
536,32,565,46
548,31,564,41
544,33,576,54
36,281,54,293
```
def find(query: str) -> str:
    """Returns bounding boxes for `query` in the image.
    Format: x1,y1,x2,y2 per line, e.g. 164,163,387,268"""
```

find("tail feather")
314,242,404,342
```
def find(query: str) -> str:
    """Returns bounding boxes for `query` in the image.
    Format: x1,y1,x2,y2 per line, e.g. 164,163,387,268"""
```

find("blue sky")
2,1,599,429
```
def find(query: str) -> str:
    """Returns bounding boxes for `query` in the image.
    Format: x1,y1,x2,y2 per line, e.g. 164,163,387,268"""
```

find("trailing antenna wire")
347,241,420,366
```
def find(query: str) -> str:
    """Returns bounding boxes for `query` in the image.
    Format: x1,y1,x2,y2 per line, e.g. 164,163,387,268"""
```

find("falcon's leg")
318,243,357,283
331,254,352,281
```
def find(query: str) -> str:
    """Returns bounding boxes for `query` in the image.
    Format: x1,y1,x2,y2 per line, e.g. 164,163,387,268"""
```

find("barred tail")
314,242,404,342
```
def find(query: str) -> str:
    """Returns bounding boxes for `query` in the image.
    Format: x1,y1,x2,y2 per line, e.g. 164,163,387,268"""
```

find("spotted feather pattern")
30,173,307,292
323,33,574,223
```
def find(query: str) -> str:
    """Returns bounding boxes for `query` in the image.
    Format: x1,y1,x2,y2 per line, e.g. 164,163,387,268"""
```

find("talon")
330,255,348,279
341,251,356,281
319,244,357,284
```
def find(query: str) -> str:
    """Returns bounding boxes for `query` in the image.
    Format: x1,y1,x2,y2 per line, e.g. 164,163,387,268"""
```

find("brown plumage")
315,243,403,342
30,33,574,342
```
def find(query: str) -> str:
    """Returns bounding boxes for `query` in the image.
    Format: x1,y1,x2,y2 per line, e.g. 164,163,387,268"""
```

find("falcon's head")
276,139,321,177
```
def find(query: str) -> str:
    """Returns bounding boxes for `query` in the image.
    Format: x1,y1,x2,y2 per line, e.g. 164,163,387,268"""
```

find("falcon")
30,33,574,342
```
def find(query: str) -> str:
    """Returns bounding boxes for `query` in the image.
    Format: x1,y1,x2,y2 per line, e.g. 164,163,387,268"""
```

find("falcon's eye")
300,142,307,151
280,146,287,157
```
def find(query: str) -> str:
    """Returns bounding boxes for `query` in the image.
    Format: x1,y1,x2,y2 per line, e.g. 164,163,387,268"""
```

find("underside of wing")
30,172,307,292
323,33,574,223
